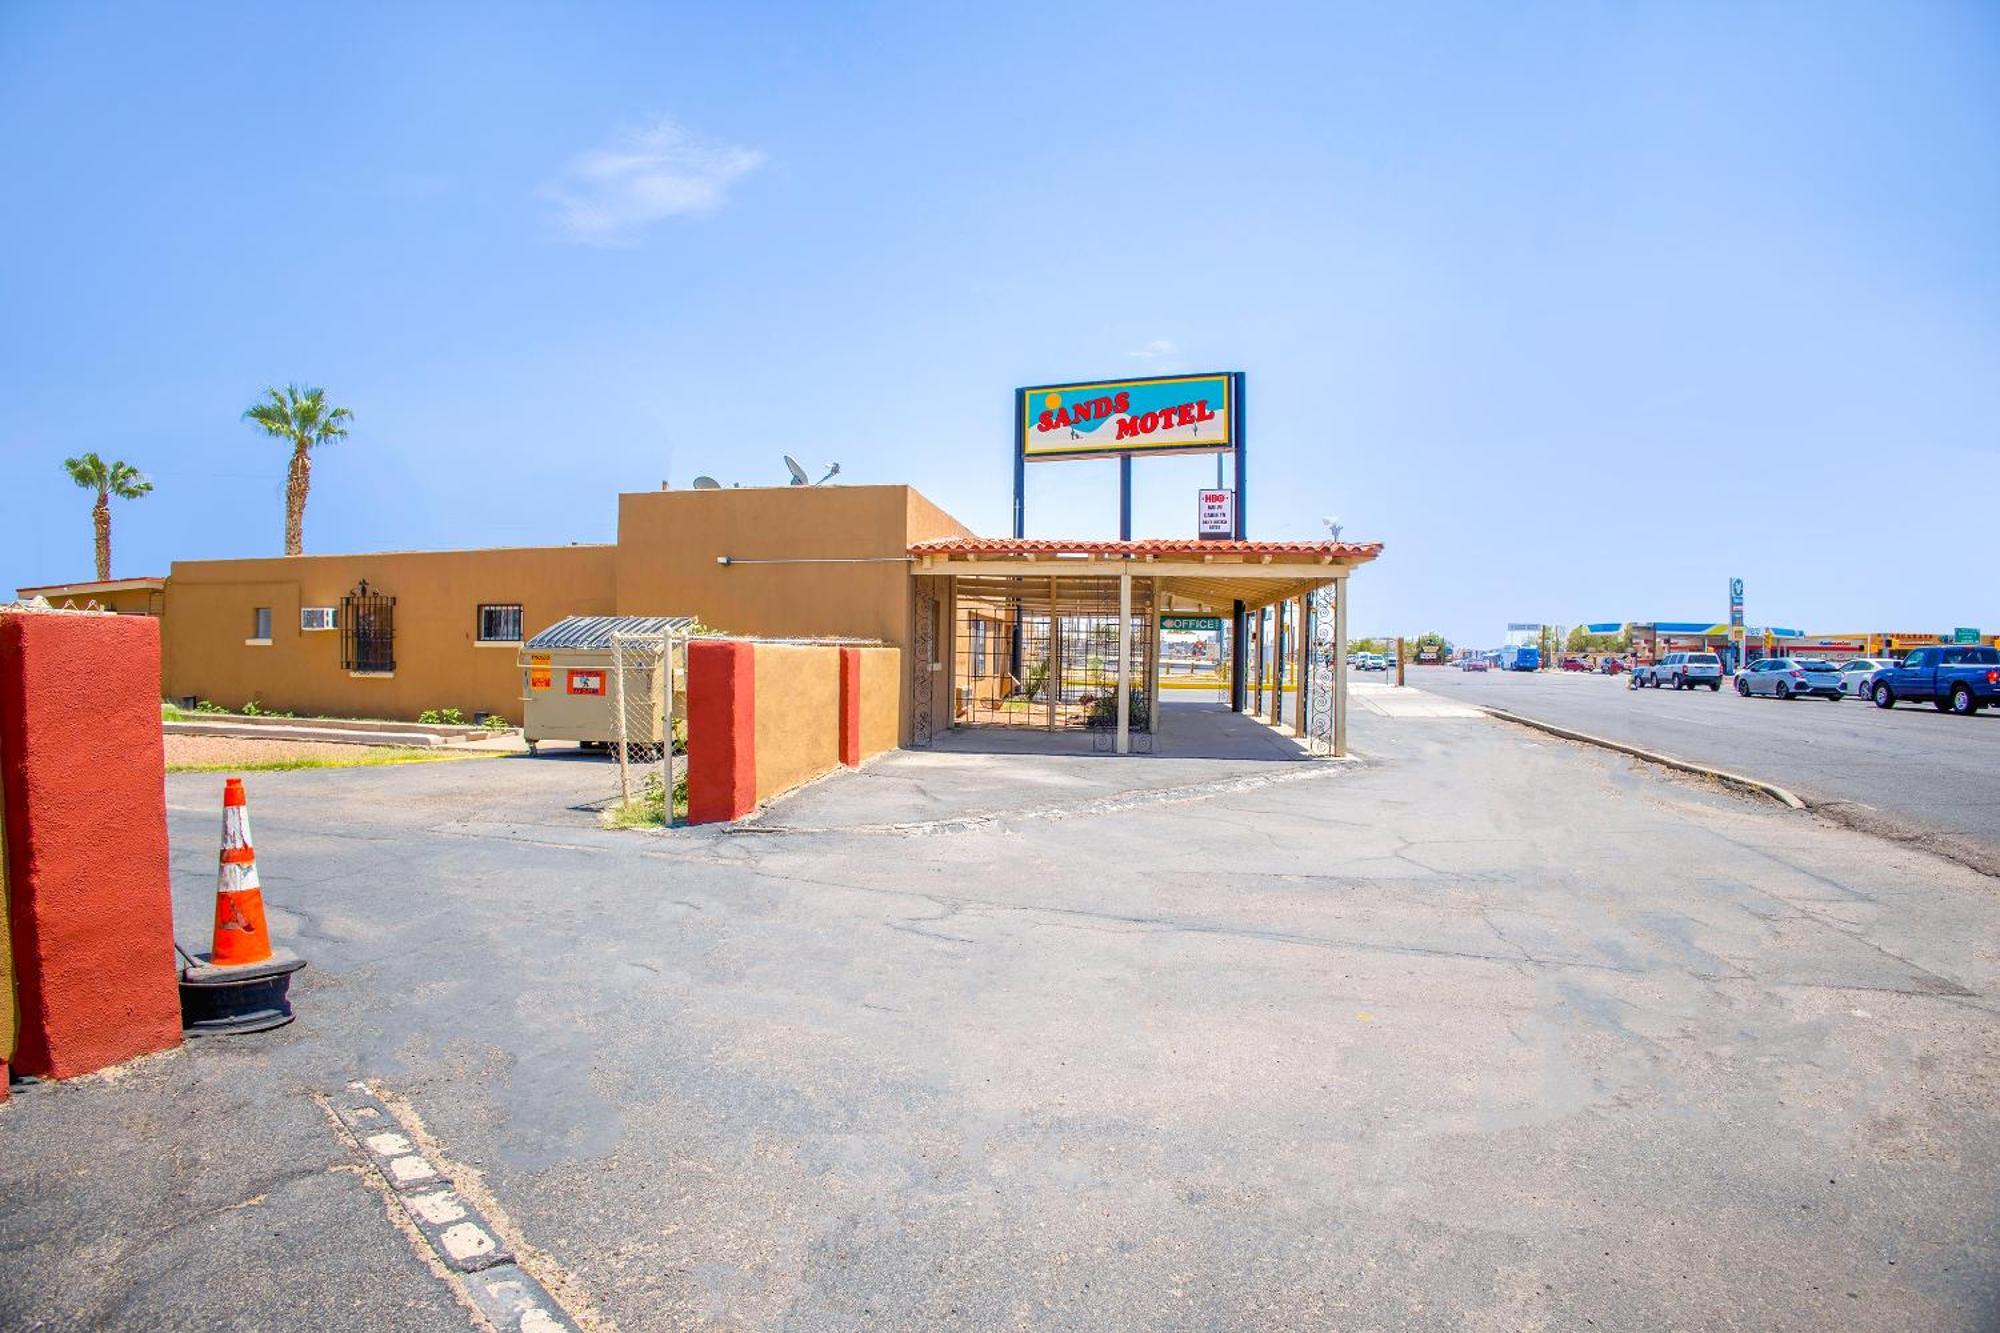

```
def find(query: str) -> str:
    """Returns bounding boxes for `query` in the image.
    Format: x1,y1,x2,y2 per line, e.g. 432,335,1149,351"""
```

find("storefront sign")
1020,373,1235,461
1197,488,1234,539
566,668,604,696
1161,616,1224,632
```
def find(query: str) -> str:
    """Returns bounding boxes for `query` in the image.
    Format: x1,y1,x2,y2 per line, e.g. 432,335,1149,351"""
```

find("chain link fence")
608,632,683,809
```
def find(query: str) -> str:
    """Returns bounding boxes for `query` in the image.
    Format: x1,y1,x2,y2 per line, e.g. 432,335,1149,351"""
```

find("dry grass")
164,734,503,773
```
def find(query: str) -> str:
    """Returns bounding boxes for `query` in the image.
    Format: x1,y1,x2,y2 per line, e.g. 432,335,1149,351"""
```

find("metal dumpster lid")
523,615,699,650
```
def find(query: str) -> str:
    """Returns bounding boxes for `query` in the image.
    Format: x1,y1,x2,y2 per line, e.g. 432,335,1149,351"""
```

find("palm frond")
107,459,153,499
63,451,108,488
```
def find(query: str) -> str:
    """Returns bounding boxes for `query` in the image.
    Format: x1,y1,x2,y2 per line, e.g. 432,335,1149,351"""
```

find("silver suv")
1646,651,1723,691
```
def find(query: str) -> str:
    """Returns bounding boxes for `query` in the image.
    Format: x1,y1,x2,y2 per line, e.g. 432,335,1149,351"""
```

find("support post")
1230,599,1247,712
1334,576,1349,758
1119,456,1133,541
1116,570,1132,754
1231,371,1247,540
1147,576,1161,734
1293,594,1308,737
1048,575,1059,731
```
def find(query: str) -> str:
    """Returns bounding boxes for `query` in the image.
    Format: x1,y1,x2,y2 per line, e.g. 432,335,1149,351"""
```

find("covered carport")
906,537,1381,757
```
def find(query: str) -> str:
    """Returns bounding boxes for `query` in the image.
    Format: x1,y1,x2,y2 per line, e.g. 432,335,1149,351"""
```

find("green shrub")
481,713,512,730
417,707,466,726
194,699,231,714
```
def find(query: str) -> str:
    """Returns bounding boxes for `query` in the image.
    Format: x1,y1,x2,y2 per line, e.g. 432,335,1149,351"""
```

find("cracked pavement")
1,703,1996,1330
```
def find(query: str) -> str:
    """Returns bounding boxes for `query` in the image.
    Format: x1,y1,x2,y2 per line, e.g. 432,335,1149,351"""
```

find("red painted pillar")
0,611,183,1082
686,640,757,824
838,647,862,768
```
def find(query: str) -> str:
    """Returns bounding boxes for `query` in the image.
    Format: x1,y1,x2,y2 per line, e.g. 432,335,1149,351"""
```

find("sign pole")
1119,456,1133,541
1231,372,1247,540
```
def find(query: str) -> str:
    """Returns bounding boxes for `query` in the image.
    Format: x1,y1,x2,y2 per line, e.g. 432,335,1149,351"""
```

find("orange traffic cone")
210,777,273,967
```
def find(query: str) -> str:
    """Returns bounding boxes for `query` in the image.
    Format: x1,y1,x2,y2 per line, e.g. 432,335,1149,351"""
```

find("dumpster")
519,615,695,757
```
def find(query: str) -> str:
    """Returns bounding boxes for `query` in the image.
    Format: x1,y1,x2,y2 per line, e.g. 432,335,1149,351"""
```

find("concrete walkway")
931,699,1312,760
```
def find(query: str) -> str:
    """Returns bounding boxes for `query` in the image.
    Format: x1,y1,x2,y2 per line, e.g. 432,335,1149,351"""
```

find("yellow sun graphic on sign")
1044,392,1062,411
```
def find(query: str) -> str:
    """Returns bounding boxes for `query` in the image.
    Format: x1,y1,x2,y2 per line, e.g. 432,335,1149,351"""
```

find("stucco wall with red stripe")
0,611,182,1085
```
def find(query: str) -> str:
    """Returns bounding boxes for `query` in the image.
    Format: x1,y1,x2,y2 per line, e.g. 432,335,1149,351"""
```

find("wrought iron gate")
1306,582,1335,755
910,578,937,747
340,581,395,673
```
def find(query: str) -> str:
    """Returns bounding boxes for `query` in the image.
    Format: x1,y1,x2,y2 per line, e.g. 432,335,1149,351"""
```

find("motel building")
16,482,1381,760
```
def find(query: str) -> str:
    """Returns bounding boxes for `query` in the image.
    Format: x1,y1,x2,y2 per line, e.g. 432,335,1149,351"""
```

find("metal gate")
1306,582,1336,755
339,581,395,673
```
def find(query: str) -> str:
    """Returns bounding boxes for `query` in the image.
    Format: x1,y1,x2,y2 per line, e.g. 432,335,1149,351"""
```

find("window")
477,603,524,643
250,607,272,641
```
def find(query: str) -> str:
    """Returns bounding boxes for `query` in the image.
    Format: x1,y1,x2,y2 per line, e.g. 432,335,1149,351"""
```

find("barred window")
477,603,523,643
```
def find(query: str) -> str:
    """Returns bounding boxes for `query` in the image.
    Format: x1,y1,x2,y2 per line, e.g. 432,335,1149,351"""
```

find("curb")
1479,706,1807,810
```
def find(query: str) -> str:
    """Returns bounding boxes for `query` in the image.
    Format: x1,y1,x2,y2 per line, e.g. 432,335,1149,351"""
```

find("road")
1415,664,2000,873
3,706,1997,1330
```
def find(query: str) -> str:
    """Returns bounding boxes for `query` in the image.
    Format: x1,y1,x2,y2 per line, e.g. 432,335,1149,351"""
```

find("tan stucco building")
27,485,970,737
14,482,1381,754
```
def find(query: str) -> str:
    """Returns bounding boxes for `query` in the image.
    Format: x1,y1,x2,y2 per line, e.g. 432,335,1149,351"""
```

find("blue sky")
2,1,1995,644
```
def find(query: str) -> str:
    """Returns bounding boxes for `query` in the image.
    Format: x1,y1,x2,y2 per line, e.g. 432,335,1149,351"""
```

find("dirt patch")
164,734,502,771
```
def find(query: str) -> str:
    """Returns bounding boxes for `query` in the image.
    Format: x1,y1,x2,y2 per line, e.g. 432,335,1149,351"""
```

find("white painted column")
1293,593,1309,738
1116,569,1132,754
1147,576,1161,734
1333,574,1349,758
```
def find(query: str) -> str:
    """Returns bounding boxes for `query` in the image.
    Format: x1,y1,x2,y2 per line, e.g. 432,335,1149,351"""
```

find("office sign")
1197,488,1234,539
1161,616,1224,633
1020,373,1236,461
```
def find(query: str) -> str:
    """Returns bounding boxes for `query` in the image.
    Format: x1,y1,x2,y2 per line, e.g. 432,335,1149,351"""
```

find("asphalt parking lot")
1,701,1996,1331
1418,665,2000,874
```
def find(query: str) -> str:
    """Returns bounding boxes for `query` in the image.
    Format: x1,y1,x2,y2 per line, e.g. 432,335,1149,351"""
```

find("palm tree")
62,452,153,582
242,385,352,555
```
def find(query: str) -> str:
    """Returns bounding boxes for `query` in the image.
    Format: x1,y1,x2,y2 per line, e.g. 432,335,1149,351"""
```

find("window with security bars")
477,603,523,643
340,581,395,672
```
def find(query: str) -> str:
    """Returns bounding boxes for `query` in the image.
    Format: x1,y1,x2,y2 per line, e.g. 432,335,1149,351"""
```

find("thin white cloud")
1131,338,1178,362
540,119,765,245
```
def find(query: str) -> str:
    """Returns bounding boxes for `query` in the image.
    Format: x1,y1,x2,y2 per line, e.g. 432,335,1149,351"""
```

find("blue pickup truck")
1868,645,2000,715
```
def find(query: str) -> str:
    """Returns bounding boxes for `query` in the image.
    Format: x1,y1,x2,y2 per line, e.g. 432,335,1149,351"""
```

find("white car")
1838,657,1899,698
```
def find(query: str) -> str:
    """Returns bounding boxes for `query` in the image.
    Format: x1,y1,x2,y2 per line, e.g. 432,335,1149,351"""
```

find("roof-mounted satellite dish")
816,462,841,485
783,455,810,486
692,475,723,490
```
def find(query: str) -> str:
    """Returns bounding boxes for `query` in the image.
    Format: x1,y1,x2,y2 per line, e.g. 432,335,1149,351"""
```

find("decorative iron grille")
1307,583,1336,755
340,581,395,673
911,578,937,746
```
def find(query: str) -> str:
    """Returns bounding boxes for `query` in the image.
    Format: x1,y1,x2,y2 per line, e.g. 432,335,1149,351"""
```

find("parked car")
1461,656,1490,672
1837,657,1900,698
1642,651,1724,690
1869,645,2000,715
1559,657,1592,672
1598,657,1628,674
1735,657,1843,700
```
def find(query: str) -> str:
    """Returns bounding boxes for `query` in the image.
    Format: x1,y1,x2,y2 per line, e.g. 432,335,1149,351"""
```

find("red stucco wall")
0,611,183,1079
686,640,757,825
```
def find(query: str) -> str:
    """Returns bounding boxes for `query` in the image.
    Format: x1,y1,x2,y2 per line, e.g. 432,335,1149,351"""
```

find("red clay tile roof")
909,537,1383,560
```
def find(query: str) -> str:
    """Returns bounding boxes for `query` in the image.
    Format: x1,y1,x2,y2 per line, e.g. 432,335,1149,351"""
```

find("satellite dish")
816,462,841,485
692,475,722,490
1321,514,1343,541
783,455,809,486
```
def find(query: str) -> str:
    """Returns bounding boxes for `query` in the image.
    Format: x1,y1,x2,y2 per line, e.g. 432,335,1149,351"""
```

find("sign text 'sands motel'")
1020,374,1235,461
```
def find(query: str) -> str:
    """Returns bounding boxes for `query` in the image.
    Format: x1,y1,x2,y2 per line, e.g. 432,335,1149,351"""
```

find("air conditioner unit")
301,607,337,631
